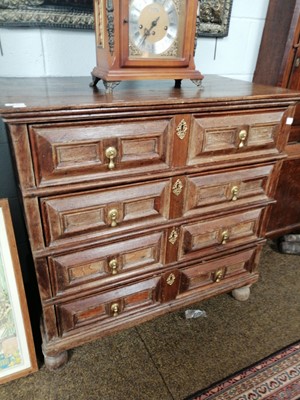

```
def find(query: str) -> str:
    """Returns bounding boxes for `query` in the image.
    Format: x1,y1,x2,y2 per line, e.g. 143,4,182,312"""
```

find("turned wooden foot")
232,285,251,301
43,350,68,370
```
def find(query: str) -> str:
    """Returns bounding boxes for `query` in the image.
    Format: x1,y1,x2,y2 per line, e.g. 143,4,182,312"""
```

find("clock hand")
140,16,160,46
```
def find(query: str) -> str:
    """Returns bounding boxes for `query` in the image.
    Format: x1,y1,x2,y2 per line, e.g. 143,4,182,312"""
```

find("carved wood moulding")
0,0,233,38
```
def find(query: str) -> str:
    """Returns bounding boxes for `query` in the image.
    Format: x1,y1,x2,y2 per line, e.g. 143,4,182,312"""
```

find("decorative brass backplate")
172,179,183,196
169,228,179,245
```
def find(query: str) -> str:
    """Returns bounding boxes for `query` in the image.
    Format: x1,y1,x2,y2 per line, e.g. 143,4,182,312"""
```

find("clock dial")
128,0,184,58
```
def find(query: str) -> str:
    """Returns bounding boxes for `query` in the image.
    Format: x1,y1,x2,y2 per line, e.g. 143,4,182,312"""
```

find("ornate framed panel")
0,199,37,384
0,0,233,38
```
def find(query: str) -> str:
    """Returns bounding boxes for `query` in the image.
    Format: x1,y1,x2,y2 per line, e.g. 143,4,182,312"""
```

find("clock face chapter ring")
128,0,184,59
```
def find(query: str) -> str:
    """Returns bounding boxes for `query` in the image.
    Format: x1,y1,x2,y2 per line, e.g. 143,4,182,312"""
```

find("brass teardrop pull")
221,230,229,245
109,259,119,275
105,146,117,170
111,303,120,317
108,209,118,227
212,268,226,283
238,130,247,148
231,186,239,201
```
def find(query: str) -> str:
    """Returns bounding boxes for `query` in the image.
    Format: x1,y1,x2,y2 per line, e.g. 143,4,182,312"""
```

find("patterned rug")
185,341,300,400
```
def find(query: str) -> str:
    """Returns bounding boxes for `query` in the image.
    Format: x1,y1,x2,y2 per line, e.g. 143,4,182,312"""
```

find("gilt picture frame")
0,199,37,385
0,0,233,38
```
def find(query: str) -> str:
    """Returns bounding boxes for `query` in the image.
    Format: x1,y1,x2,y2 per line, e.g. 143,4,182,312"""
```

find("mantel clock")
91,0,204,92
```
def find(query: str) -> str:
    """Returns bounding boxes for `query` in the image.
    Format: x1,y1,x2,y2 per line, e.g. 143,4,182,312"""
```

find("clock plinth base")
90,68,204,93
191,79,203,88
90,75,121,93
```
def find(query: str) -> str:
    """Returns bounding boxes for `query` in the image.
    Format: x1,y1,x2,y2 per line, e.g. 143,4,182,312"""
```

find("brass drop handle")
231,186,239,201
105,146,117,170
108,209,118,227
221,230,229,245
109,259,119,275
111,303,120,317
238,129,247,148
213,268,226,283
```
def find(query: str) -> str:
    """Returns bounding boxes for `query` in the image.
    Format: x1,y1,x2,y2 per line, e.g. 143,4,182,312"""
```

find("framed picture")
0,199,37,384
0,0,233,38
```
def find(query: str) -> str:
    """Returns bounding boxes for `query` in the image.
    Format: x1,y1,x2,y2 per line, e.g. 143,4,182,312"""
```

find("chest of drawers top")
1,75,299,120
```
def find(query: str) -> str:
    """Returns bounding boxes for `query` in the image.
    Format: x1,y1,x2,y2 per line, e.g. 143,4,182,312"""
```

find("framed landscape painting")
0,199,37,384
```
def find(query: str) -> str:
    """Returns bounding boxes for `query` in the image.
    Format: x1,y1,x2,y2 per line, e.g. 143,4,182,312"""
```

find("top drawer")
29,117,173,188
187,111,284,167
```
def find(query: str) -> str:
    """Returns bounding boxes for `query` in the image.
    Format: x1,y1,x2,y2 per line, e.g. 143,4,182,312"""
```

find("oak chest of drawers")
1,76,299,369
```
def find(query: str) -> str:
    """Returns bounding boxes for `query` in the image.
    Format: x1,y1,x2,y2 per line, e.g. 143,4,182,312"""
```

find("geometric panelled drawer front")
48,231,165,296
56,277,160,335
178,208,263,262
40,179,171,247
29,118,173,187
187,111,283,167
183,164,274,218
178,247,258,298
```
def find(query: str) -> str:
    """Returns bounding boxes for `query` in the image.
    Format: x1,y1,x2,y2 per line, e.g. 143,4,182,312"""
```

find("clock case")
91,0,203,92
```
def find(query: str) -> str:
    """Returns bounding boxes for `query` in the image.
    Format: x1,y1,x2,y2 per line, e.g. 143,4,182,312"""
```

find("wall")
0,0,269,80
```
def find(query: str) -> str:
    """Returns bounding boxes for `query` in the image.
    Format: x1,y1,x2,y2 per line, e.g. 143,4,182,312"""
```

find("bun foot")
43,350,68,370
232,285,251,301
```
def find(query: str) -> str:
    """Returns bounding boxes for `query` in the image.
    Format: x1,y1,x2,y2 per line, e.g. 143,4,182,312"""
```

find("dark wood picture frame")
0,199,37,384
0,0,233,38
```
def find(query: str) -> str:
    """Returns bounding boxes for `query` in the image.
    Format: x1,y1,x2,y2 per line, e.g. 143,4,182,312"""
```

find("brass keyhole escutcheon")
109,259,118,275
108,209,118,227
213,268,226,283
111,303,120,317
172,179,183,196
176,119,188,140
168,228,179,245
221,230,229,245
231,186,239,201
166,273,176,286
238,130,247,148
105,146,117,170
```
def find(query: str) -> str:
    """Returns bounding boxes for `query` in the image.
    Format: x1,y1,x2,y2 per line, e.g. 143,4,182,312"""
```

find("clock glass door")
121,0,191,67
